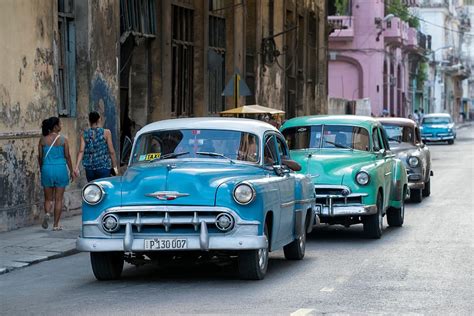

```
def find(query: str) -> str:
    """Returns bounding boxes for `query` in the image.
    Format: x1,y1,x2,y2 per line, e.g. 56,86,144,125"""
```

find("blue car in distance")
77,118,315,280
420,113,456,145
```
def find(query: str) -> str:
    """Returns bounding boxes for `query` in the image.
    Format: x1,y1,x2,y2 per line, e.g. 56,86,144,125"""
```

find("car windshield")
382,124,414,144
131,129,259,164
283,125,370,151
422,117,451,125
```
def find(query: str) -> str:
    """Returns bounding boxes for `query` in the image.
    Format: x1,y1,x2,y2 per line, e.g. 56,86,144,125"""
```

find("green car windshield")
283,125,370,151
131,129,259,164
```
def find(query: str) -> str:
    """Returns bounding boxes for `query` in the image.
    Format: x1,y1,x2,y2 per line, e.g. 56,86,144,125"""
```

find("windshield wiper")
149,151,190,162
324,139,353,150
196,151,235,164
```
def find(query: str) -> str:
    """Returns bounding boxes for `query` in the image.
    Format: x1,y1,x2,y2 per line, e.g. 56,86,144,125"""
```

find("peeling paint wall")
0,0,119,232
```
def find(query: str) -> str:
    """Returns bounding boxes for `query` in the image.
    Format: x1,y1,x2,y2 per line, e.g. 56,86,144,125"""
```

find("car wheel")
448,139,454,145
90,252,124,281
422,179,431,197
410,188,422,203
283,220,306,260
387,189,405,227
363,193,383,239
238,223,269,280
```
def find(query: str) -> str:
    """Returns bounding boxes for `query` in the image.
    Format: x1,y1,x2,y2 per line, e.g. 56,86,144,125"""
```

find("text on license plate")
144,238,188,250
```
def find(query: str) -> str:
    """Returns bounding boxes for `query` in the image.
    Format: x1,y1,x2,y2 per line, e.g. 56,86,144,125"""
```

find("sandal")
52,226,63,231
41,213,51,229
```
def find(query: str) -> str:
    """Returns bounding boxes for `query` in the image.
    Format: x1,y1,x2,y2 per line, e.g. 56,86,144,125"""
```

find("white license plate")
144,238,188,250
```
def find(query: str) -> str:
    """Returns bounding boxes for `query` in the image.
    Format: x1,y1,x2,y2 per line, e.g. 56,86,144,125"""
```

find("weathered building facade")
0,0,328,232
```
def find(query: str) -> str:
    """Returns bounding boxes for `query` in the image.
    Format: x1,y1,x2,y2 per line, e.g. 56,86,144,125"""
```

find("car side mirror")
376,149,386,157
282,158,302,171
121,136,133,165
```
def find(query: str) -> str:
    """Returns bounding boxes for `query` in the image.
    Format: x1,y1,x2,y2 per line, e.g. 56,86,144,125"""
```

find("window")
208,15,226,114
57,0,76,117
275,136,289,163
172,5,194,117
264,135,278,166
120,0,157,35
372,128,381,151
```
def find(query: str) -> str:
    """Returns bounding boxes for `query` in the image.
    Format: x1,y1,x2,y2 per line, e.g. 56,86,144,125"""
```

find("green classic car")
281,115,408,239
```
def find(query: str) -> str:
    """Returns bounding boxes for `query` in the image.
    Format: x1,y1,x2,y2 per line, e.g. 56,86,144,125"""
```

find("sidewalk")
0,214,81,275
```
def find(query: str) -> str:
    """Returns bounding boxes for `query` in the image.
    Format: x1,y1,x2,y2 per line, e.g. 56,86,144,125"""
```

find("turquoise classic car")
281,115,408,239
420,113,456,145
77,118,315,280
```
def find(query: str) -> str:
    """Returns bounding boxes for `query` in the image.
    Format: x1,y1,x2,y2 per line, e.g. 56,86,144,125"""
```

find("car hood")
421,123,454,131
120,160,263,206
291,149,375,185
389,142,417,156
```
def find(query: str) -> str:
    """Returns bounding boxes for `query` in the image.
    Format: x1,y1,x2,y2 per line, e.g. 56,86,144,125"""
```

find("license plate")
144,238,188,250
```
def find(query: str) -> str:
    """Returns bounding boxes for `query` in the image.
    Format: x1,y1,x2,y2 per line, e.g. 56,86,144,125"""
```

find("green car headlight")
355,171,370,186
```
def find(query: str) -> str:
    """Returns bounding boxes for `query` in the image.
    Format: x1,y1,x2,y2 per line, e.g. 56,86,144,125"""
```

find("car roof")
136,117,279,138
377,117,417,127
423,113,452,118
282,115,378,130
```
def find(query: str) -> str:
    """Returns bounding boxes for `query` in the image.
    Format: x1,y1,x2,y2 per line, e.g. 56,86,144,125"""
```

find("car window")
422,117,451,124
379,127,391,150
382,124,414,144
372,128,381,151
131,129,260,164
264,135,278,166
275,136,289,162
282,125,322,149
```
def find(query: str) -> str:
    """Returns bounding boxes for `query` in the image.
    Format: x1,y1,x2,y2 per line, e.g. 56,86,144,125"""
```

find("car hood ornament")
145,191,190,200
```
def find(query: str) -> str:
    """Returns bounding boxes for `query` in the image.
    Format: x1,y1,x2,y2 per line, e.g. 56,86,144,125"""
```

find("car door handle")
385,172,392,176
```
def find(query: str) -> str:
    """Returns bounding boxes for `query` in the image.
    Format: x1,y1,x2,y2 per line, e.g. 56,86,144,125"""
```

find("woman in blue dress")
74,112,118,182
38,117,74,230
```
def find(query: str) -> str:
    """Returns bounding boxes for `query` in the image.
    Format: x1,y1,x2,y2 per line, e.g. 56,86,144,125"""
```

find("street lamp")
431,46,453,112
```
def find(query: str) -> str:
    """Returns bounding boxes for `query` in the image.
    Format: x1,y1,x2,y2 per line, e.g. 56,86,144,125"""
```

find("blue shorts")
41,164,69,188
85,168,111,182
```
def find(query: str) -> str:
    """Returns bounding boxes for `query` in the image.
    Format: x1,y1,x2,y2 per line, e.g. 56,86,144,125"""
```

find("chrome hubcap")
299,234,305,251
258,248,268,270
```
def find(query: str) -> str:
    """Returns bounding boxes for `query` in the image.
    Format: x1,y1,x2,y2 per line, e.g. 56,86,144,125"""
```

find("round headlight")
233,183,256,205
408,156,419,168
82,184,104,205
356,171,370,186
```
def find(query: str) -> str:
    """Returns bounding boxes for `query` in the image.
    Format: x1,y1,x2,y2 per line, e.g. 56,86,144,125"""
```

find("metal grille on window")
57,0,76,117
208,15,225,114
172,5,194,117
120,0,157,35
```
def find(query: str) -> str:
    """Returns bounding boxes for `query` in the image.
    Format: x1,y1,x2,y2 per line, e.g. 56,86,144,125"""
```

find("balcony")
406,27,418,49
418,0,449,9
328,16,354,41
384,17,408,45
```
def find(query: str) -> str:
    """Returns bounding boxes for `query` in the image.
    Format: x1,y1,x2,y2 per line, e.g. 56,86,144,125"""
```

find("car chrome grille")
101,209,233,235
315,185,366,206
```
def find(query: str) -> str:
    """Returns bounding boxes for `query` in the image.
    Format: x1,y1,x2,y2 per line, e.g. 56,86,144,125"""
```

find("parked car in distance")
281,115,408,239
420,113,456,145
77,118,315,281
378,118,433,203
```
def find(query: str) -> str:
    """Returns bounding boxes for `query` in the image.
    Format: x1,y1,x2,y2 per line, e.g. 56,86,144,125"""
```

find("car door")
275,135,296,242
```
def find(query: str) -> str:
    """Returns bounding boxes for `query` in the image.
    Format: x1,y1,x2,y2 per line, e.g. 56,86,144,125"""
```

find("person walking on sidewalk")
74,111,118,182
38,117,74,231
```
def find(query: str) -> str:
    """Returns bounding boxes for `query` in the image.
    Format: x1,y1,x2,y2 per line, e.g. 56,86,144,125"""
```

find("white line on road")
319,287,334,292
290,308,315,316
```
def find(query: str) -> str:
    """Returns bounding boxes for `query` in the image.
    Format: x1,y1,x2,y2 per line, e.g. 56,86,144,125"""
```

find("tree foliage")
386,0,420,29
335,0,349,16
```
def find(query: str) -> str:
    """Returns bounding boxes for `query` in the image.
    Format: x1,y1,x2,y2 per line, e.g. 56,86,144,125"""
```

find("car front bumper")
77,206,268,252
422,135,454,141
315,203,377,217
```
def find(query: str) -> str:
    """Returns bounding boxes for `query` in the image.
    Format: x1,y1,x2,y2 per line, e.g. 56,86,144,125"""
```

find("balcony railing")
384,17,408,45
328,16,354,41
418,0,449,9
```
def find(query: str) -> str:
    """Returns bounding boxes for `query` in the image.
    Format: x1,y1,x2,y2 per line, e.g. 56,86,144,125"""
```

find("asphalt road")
1,126,473,316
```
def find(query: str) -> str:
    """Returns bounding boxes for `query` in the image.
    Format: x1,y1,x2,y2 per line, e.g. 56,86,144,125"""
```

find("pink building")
328,0,425,117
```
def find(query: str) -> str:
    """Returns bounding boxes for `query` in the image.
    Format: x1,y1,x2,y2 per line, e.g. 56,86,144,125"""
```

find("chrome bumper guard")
77,206,267,252
315,193,375,217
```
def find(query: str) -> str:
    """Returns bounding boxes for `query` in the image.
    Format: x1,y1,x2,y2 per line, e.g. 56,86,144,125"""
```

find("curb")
0,247,79,276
